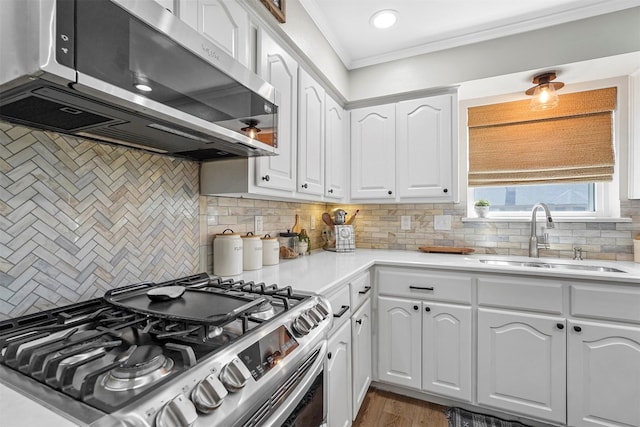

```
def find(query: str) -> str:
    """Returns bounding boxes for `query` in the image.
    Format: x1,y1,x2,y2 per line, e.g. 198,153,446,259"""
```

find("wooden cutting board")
418,246,475,255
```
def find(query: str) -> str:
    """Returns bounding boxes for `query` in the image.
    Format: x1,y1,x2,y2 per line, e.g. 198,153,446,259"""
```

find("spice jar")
242,232,262,271
213,229,243,276
261,234,279,266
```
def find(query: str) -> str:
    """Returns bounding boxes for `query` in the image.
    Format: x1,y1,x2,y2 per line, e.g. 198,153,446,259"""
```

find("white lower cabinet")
327,319,352,427
377,296,422,389
477,308,567,424
567,320,640,427
422,302,471,401
351,298,372,420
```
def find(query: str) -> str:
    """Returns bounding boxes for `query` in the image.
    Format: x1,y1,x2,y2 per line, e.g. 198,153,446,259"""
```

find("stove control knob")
192,373,228,413
219,358,252,392
315,302,330,318
292,312,314,336
307,307,324,324
156,393,198,427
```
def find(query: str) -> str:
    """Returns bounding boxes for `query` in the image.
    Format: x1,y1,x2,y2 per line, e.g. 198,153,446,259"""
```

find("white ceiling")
299,0,640,70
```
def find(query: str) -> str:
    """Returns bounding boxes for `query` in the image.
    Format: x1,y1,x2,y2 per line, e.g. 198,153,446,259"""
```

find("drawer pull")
556,323,564,330
425,307,431,312
355,319,362,325
328,352,332,359
413,305,419,311
409,285,435,291
574,325,582,332
333,305,350,318
358,286,372,295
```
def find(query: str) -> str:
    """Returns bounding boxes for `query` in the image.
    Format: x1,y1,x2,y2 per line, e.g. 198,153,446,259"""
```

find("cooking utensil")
322,212,334,226
146,286,186,301
346,209,359,225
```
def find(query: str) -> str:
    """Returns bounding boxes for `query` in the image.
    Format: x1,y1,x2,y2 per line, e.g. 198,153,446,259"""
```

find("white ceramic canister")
213,229,243,276
261,234,279,266
242,232,263,271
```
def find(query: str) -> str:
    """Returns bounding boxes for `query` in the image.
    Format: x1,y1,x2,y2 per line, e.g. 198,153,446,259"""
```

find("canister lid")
279,231,298,237
261,233,277,240
242,232,261,239
215,228,240,237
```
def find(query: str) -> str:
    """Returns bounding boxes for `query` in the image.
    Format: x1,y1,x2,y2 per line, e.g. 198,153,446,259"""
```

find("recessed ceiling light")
370,9,397,29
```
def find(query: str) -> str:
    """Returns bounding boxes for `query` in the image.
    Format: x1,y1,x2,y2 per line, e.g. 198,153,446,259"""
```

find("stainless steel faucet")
529,203,554,257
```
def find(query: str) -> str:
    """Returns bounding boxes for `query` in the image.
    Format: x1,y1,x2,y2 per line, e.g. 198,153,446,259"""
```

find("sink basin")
479,259,627,273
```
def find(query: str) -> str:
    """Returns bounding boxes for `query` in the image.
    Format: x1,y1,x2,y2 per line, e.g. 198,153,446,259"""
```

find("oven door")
249,341,327,427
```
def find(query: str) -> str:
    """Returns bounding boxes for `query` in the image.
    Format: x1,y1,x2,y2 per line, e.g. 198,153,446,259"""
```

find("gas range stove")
0,273,332,427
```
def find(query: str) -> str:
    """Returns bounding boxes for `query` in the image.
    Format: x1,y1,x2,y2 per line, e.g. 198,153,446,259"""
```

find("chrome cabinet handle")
333,305,349,318
358,286,372,295
409,285,435,291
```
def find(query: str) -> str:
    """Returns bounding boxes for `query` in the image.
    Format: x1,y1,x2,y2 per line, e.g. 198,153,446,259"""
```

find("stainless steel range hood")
0,0,278,161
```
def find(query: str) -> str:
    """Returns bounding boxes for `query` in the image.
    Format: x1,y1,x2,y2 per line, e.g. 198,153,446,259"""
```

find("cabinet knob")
574,325,582,332
556,323,564,330
356,319,362,325
388,190,393,195
301,183,308,189
443,188,448,193
328,188,334,193
262,175,270,181
327,352,332,359
425,307,431,312
413,305,419,311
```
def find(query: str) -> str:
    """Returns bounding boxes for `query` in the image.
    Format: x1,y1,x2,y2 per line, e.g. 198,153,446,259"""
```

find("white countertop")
236,249,640,295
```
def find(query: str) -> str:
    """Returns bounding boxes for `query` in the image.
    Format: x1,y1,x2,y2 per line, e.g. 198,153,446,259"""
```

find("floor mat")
446,407,532,427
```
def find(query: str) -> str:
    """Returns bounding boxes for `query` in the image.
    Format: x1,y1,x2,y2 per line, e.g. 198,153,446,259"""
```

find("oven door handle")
260,340,327,427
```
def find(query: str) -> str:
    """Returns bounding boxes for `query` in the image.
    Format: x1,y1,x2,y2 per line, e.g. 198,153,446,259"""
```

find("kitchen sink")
479,259,627,273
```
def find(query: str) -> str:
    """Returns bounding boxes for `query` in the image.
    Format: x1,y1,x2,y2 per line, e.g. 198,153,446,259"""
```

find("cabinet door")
377,296,421,389
350,104,396,199
396,95,453,199
327,320,352,427
568,320,640,427
297,68,325,196
477,309,566,424
351,298,372,420
422,302,471,402
178,0,250,66
325,95,347,200
255,29,297,192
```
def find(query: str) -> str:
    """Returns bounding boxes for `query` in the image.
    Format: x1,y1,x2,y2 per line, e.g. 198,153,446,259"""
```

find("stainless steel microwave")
0,0,278,160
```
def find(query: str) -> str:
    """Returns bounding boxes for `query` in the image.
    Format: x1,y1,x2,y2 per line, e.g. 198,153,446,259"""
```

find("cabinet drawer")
477,276,563,314
349,271,371,310
377,268,472,304
327,285,351,333
570,284,640,324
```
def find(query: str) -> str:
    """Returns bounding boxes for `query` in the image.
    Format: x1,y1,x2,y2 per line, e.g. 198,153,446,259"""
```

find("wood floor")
352,388,449,427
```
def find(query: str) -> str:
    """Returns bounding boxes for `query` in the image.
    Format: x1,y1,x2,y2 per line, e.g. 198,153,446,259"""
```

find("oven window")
281,372,324,427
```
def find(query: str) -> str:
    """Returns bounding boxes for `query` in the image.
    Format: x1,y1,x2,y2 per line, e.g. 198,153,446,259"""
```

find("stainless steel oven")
0,274,332,427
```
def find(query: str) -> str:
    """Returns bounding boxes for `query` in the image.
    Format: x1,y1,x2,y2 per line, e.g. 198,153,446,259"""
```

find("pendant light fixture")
525,72,564,111
240,119,261,139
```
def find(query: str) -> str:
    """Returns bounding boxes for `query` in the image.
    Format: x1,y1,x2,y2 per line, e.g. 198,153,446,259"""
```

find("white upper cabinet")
629,70,640,199
396,95,453,199
350,93,456,202
178,0,250,67
297,68,325,196
350,104,396,200
255,28,298,193
324,95,347,200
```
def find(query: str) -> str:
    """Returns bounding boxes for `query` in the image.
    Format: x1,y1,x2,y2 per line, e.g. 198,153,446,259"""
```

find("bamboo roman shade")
468,87,616,187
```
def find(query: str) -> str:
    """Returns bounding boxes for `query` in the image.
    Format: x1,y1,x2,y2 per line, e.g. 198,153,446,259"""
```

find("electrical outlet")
401,215,411,230
434,215,452,231
310,215,316,230
254,216,263,234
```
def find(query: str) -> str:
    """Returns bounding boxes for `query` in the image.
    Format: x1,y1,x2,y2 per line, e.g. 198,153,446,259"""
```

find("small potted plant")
474,199,490,218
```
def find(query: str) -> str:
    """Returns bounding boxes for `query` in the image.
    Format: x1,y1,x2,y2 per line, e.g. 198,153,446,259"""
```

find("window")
466,86,619,219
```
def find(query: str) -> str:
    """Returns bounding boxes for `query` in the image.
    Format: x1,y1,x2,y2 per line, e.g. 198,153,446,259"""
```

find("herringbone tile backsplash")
0,122,200,319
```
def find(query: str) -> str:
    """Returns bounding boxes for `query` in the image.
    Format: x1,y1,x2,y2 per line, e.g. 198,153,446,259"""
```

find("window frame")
461,77,625,221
